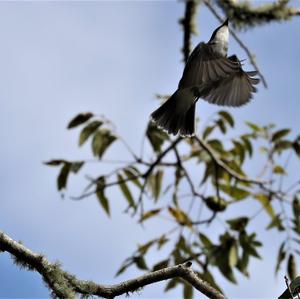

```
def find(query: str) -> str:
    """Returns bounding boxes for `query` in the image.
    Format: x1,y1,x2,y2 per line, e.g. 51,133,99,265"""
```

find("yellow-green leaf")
79,120,102,146
117,173,135,208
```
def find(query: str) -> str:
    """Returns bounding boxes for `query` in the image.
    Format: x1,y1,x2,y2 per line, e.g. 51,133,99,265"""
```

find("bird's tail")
150,88,195,137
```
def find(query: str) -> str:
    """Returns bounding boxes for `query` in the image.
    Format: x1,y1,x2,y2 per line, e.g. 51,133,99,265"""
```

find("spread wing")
178,42,239,89
199,55,260,107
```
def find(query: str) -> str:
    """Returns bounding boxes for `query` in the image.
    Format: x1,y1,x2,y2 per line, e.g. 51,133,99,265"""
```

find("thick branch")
0,231,227,299
217,0,300,28
180,0,198,63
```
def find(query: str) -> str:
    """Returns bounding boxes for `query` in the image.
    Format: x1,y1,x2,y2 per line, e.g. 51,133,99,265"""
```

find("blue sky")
1,1,300,298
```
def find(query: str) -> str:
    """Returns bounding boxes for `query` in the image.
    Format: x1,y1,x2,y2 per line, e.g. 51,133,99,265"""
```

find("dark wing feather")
178,43,239,89
200,69,259,107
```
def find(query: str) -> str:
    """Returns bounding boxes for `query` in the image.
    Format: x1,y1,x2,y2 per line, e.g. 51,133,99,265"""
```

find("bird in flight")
150,19,259,137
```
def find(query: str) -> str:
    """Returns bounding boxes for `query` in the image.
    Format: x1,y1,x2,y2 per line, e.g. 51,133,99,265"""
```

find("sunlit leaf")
79,120,102,146
266,214,285,231
254,193,275,219
168,206,192,227
273,165,286,175
67,112,93,129
219,184,250,201
229,241,238,267
139,209,161,223
245,121,261,132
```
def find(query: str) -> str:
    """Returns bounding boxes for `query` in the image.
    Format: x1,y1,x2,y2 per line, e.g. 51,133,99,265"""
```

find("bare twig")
0,231,227,299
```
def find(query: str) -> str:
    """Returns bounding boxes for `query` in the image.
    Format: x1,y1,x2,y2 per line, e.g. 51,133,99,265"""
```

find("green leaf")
241,135,253,157
139,209,161,223
117,173,135,208
168,206,192,227
79,120,102,146
148,170,164,201
67,112,93,129
254,193,275,219
57,163,71,190
219,184,250,201
229,241,238,267
293,142,300,158
123,167,142,189
266,214,284,231
205,196,227,212
216,119,226,134
219,111,234,127
199,233,213,248
275,242,286,274
288,254,297,280
138,240,155,255
115,259,134,276
273,165,286,175
44,159,67,166
70,161,84,173
236,250,249,277
226,217,249,232
271,129,290,142
165,278,180,292
183,282,193,299
274,140,293,153
146,121,169,153
133,256,148,270
92,129,116,159
96,177,110,216
245,121,261,132
152,259,169,271
203,126,215,140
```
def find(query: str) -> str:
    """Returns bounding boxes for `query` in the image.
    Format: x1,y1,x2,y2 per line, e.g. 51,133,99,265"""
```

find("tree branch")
217,0,300,28
0,231,227,299
180,0,199,63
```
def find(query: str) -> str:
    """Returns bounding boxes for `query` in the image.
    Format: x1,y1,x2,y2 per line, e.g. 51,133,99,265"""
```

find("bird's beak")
223,18,229,26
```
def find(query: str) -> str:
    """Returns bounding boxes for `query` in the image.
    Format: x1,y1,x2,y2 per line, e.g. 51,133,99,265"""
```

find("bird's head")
208,18,229,44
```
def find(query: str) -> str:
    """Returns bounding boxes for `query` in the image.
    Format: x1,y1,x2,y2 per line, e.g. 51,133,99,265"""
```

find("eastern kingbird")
150,19,259,137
